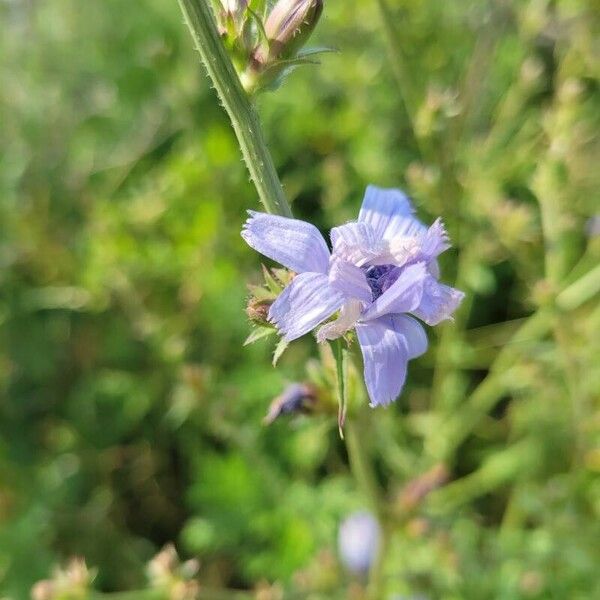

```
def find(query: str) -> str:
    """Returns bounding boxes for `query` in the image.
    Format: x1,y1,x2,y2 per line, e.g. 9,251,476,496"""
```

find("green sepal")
244,326,278,346
272,337,289,366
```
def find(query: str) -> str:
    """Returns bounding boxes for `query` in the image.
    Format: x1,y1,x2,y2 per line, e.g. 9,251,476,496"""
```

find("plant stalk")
177,0,293,217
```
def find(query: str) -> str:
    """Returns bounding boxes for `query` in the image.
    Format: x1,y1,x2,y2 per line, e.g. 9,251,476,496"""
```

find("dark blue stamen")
363,264,401,300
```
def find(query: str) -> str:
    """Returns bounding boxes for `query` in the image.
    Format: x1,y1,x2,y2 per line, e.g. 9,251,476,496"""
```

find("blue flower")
241,185,464,407
338,511,380,574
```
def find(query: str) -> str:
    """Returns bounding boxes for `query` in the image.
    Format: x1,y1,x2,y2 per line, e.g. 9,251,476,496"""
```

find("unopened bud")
246,298,272,324
264,0,323,60
216,0,249,38
338,511,380,575
219,0,247,13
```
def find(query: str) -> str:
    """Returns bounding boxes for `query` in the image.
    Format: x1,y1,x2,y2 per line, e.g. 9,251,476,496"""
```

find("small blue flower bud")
338,511,380,574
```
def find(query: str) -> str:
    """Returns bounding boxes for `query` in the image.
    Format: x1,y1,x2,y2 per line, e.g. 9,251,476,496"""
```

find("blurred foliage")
0,0,599,598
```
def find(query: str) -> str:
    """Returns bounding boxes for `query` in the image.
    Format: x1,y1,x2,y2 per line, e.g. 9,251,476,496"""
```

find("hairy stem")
177,0,293,217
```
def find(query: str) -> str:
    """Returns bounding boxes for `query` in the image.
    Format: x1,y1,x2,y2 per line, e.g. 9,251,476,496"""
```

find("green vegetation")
0,0,598,598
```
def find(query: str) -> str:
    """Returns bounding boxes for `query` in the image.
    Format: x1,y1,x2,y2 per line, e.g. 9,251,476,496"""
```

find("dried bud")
396,463,449,511
246,297,272,324
31,581,55,600
264,0,324,60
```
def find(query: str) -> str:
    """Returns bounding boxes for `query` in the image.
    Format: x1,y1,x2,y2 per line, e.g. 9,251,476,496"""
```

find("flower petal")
241,211,330,274
268,272,345,341
392,314,428,359
358,185,426,242
361,262,428,321
316,299,362,343
420,217,451,259
356,317,409,407
412,276,464,325
329,257,372,303
330,221,383,266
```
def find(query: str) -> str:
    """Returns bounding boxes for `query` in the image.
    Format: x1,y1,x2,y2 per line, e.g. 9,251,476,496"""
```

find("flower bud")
246,297,272,324
264,0,323,60
219,0,247,13
338,511,380,575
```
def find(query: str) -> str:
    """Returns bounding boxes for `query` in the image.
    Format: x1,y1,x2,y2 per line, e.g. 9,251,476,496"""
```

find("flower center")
363,264,400,300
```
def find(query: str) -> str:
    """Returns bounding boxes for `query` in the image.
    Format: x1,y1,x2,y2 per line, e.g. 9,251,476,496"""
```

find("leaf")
295,46,338,58
331,338,349,439
271,267,294,286
247,284,274,301
262,264,283,294
272,337,289,366
244,326,277,346
248,0,267,17
246,6,269,48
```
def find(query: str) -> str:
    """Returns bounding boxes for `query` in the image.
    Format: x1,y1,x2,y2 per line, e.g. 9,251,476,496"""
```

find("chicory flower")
241,185,464,407
338,511,380,574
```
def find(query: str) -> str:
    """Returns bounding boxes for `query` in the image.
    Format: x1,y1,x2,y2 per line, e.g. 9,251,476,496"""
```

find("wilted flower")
338,511,380,574
264,382,316,423
241,185,464,407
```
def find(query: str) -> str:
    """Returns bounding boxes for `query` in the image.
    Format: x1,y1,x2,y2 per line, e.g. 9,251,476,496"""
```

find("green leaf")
247,284,274,301
244,326,277,346
246,6,269,48
262,264,284,294
295,46,338,58
271,267,294,286
331,338,349,438
272,337,289,366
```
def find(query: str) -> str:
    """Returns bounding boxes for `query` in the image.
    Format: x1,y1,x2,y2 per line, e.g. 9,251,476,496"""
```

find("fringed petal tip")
422,217,451,259
413,279,465,326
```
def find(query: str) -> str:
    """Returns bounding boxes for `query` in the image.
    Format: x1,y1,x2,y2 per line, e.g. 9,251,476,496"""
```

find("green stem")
177,0,293,217
556,262,600,311
345,416,390,599
375,0,424,156
92,588,254,600
429,308,553,461
345,418,381,513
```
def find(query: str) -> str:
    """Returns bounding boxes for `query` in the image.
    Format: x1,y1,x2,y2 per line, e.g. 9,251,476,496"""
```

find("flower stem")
345,416,390,599
177,0,293,218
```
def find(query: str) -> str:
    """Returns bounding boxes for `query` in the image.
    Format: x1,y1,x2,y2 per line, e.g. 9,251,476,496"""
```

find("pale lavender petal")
361,262,428,321
241,211,330,274
412,276,464,325
268,272,345,341
338,511,380,574
356,316,409,407
420,217,451,259
358,185,426,242
330,221,383,266
391,314,428,359
316,299,362,343
329,257,372,303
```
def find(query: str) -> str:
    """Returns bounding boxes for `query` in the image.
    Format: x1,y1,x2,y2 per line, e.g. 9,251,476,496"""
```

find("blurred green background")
1,0,599,598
